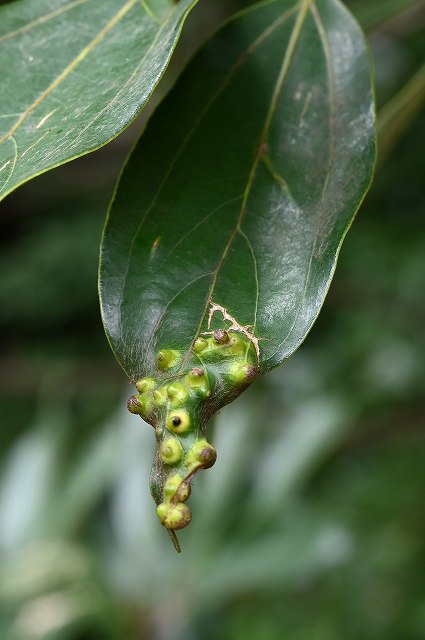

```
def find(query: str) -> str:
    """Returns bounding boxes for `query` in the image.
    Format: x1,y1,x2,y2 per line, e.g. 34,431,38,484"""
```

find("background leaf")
100,0,376,382
377,62,425,167
349,0,425,31
0,0,198,202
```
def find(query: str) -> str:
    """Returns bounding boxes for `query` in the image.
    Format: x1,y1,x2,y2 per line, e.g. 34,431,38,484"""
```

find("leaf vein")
157,195,244,271
0,135,18,191
0,0,92,43
140,0,161,23
0,0,137,146
71,8,175,148
140,271,214,372
238,228,260,358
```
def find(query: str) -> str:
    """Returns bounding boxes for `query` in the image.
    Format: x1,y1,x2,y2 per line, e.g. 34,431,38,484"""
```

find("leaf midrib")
185,0,315,369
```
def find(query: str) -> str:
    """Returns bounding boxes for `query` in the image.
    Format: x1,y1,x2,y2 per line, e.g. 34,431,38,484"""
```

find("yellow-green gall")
157,349,180,370
167,410,191,434
127,394,153,418
185,368,210,398
163,474,183,498
135,377,157,393
227,333,247,356
158,475,192,529
175,480,191,503
228,361,256,384
127,395,142,415
186,439,217,470
166,382,189,406
139,394,154,417
162,503,192,530
153,386,168,406
193,337,207,353
156,503,168,521
160,438,183,465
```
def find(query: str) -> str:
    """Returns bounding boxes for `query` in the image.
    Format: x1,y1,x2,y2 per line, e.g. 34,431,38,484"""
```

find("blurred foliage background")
0,1,424,639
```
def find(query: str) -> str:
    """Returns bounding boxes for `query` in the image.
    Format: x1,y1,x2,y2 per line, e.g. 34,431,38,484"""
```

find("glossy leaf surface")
100,0,376,381
0,0,197,201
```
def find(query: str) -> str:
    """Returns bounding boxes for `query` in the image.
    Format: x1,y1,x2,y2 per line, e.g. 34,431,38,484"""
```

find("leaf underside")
100,0,376,381
0,0,198,202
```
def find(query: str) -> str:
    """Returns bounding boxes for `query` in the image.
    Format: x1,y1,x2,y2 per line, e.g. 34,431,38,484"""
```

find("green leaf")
99,0,375,543
100,0,375,379
0,0,198,202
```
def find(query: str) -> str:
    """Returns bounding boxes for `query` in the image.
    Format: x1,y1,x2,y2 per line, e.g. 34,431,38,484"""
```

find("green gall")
185,368,210,398
164,474,183,498
135,377,157,393
153,386,168,406
175,480,191,503
186,367,206,381
139,394,154,418
167,410,191,434
156,503,168,521
193,337,207,353
228,361,256,384
157,349,181,370
127,395,142,415
213,329,229,345
127,394,153,418
160,438,183,465
227,333,247,356
162,503,192,530
166,382,189,406
186,439,217,470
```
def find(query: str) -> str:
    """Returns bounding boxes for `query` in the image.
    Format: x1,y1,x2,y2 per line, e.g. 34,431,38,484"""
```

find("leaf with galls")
100,0,375,550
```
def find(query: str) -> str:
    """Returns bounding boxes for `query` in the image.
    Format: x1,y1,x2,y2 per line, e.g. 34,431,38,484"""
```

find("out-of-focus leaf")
0,0,198,201
378,63,425,166
0,429,58,551
350,0,424,31
0,541,90,603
